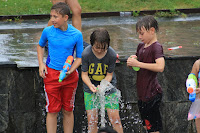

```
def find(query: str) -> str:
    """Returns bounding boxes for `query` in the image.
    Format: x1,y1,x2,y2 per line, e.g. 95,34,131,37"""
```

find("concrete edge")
0,56,200,68
118,56,200,62
0,61,17,68
1,8,200,21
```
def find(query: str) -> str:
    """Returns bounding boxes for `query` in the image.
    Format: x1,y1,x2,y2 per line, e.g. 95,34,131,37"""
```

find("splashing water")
95,79,121,128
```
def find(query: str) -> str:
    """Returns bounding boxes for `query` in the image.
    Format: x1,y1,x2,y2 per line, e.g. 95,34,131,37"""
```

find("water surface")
0,14,200,67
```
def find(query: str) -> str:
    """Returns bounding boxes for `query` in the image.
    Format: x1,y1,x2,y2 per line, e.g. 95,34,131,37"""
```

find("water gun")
116,54,120,63
186,73,198,102
168,46,182,50
58,55,74,82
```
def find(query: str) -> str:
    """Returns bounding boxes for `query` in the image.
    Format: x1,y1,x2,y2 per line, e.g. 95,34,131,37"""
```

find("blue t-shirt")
39,24,83,70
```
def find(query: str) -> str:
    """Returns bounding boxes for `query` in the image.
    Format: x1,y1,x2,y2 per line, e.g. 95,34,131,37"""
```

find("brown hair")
51,2,70,17
90,28,110,50
136,15,159,32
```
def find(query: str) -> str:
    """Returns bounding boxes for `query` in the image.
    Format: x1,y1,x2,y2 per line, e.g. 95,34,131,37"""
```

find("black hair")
90,28,110,50
51,2,70,17
136,15,159,32
97,126,117,133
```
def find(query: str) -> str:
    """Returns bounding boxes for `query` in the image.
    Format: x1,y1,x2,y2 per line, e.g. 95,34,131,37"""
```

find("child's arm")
81,71,97,93
191,59,200,94
65,57,81,75
127,56,165,72
197,87,200,94
191,60,200,77
37,44,47,78
51,0,65,5
104,72,113,82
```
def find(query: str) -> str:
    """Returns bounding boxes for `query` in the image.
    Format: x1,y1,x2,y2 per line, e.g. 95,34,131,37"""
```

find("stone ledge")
0,62,17,68
1,8,200,21
118,55,200,62
0,56,200,68
0,94,8,132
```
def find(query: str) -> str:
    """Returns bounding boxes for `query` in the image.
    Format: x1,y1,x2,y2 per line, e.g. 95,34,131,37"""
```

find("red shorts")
43,66,79,113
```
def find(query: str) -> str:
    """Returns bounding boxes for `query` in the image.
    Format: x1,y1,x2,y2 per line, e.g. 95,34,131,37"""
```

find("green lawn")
0,0,200,15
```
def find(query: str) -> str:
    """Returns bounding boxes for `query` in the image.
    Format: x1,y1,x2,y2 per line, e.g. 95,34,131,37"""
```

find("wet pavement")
0,14,200,67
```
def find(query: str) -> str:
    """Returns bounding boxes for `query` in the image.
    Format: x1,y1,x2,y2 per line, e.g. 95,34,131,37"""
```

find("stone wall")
0,56,199,133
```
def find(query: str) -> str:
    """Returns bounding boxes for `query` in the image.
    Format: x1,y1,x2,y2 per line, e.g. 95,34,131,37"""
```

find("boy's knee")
110,116,121,124
47,112,58,118
62,109,73,116
88,119,98,127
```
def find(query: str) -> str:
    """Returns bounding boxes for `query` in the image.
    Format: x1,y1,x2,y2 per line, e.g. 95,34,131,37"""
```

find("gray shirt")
81,45,117,94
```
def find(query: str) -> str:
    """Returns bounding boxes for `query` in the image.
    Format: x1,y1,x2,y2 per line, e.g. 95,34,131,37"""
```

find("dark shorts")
138,93,162,132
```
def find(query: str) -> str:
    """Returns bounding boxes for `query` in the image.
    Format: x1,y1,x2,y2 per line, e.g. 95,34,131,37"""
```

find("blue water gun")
186,73,198,102
58,56,74,82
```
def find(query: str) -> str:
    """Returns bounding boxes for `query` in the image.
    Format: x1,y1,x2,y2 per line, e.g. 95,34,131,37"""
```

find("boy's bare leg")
196,118,200,133
66,0,82,31
62,109,74,133
46,112,58,133
86,109,98,133
107,109,123,133
51,0,65,5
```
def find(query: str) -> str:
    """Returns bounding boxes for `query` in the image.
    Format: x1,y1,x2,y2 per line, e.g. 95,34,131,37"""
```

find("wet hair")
97,126,117,133
90,28,110,50
136,15,159,32
51,2,70,17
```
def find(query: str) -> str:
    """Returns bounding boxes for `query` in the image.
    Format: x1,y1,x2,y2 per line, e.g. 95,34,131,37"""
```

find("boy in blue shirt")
37,2,83,133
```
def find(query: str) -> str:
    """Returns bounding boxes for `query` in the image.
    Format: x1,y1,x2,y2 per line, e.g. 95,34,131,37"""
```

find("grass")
0,0,200,15
0,0,52,15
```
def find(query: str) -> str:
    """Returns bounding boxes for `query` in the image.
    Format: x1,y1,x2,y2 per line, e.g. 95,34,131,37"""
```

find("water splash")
95,79,121,128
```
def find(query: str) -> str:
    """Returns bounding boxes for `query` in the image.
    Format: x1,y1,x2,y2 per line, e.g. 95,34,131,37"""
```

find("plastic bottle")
130,55,140,71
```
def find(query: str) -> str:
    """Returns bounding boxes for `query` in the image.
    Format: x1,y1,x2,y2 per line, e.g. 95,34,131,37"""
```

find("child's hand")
127,55,139,67
130,55,137,59
196,88,200,94
97,85,100,88
128,66,133,69
39,63,47,78
89,84,97,93
64,70,72,79
65,70,71,75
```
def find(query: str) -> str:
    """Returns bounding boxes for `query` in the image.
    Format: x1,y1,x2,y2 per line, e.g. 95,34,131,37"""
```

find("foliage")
133,11,140,17
155,10,187,18
0,0,200,15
